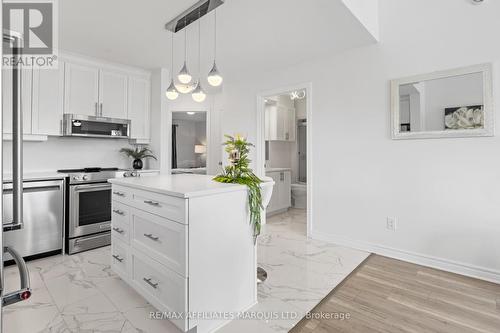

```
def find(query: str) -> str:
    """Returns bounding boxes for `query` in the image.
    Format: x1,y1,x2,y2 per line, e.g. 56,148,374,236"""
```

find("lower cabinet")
266,170,291,215
110,181,256,333
112,196,190,332
131,249,189,331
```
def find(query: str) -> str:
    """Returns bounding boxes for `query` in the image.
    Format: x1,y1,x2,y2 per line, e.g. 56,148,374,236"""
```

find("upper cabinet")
99,70,128,119
266,104,296,142
64,62,100,116
32,62,65,136
3,53,151,141
128,75,150,143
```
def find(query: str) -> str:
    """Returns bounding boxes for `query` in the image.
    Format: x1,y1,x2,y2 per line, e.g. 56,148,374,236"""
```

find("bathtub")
291,182,307,209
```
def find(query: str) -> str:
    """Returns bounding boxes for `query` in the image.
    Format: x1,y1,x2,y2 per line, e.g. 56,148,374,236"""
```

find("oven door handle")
73,184,112,192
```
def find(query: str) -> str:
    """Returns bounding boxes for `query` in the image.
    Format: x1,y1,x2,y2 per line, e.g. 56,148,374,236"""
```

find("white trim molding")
311,230,500,284
391,63,494,140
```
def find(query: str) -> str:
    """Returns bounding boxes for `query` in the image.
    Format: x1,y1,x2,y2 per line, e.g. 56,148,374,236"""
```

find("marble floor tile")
45,268,100,311
216,316,277,333
2,208,369,333
3,287,70,333
122,306,182,333
60,293,126,332
93,275,149,313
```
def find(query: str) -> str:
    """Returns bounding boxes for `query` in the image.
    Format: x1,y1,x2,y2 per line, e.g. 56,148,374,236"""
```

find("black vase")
132,159,143,170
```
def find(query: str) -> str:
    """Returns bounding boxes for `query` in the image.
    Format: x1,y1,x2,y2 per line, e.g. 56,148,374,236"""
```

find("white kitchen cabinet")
99,69,128,119
2,68,33,135
128,76,151,142
265,104,296,141
266,170,291,215
64,62,100,116
32,63,65,136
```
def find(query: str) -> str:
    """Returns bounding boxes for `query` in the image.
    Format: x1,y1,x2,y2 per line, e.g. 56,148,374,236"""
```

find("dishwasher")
3,179,64,260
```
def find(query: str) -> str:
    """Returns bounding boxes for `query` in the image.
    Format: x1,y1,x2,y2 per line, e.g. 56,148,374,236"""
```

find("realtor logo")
2,0,58,68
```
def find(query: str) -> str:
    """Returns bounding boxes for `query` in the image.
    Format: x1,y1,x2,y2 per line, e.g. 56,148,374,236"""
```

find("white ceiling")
60,0,376,76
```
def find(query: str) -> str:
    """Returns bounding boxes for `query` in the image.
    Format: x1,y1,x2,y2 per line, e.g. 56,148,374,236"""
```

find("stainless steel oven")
69,182,112,235
61,168,125,254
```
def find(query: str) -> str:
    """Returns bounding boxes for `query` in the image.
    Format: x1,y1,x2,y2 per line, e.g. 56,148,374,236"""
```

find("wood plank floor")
290,255,500,333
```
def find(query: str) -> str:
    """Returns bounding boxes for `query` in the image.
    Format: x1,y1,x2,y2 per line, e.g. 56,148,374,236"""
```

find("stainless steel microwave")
63,114,130,139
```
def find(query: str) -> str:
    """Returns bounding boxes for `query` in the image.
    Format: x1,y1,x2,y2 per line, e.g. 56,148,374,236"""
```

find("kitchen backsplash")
2,136,145,172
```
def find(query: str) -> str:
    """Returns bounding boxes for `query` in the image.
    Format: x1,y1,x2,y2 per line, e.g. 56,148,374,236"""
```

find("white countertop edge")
3,171,67,182
109,176,248,199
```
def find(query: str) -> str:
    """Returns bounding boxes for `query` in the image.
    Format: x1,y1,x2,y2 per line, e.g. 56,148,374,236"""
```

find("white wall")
219,0,500,282
2,137,133,172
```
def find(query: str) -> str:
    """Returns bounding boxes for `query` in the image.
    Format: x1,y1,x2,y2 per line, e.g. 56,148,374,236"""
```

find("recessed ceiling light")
187,112,196,115
471,0,485,4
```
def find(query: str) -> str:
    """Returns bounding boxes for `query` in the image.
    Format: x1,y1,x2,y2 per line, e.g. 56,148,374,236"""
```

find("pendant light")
207,9,223,87
166,33,179,100
192,16,206,103
177,18,192,84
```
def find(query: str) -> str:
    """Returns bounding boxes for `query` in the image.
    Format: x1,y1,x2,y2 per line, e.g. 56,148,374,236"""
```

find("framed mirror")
391,63,493,139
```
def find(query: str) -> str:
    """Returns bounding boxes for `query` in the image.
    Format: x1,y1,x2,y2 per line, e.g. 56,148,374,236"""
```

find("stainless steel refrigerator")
0,30,33,328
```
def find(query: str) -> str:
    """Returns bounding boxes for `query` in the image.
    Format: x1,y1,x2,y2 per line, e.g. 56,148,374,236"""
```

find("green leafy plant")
119,147,157,160
213,135,262,243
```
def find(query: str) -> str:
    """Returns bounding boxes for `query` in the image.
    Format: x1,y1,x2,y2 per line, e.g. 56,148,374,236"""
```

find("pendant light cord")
184,17,187,65
171,33,174,76
214,10,217,62
198,8,201,77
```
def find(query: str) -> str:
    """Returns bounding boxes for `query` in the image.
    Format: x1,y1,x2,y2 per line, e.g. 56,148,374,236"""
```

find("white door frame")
256,82,313,237
164,106,211,175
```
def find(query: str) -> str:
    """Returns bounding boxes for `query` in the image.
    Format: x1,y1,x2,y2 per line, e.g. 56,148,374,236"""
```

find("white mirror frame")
391,63,494,140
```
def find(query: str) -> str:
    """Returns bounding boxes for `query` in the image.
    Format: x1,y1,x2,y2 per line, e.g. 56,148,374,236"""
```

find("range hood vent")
165,0,224,33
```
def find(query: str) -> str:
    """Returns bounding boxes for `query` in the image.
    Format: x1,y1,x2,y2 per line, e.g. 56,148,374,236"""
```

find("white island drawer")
131,208,187,276
111,237,131,280
112,185,130,203
131,249,188,331
130,188,186,224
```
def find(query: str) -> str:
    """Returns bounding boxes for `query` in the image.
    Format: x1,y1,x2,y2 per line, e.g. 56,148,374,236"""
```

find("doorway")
170,111,209,175
256,83,313,237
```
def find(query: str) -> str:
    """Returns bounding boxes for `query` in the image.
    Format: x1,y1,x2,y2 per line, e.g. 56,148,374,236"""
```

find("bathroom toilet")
291,183,307,209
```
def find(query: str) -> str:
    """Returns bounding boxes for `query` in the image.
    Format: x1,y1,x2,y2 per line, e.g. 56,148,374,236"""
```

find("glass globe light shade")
165,80,179,100
192,82,207,103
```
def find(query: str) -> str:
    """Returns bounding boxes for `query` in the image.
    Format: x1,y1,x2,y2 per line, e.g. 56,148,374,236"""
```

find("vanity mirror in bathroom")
391,63,493,139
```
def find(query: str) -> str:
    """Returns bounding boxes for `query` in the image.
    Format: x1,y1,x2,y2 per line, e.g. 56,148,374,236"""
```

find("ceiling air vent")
165,0,225,33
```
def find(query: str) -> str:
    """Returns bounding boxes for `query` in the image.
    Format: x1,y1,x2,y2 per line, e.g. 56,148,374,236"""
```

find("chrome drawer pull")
143,277,158,289
112,227,124,234
113,191,125,197
113,209,125,215
144,200,160,206
112,254,124,262
144,233,159,241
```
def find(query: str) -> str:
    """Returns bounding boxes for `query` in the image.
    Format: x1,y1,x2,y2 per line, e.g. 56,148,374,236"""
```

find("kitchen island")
108,174,258,333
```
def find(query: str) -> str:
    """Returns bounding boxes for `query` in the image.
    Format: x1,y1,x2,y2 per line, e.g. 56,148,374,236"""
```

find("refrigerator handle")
2,247,31,306
11,32,23,231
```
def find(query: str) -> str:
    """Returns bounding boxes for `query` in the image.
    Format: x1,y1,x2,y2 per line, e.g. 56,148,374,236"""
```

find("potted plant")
213,135,263,243
120,146,157,170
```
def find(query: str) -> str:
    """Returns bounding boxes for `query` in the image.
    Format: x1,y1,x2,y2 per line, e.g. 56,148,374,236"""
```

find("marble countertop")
3,171,67,182
266,167,292,173
109,174,247,198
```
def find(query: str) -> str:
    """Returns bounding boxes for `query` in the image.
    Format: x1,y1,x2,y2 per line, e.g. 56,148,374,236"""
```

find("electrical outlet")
386,217,396,231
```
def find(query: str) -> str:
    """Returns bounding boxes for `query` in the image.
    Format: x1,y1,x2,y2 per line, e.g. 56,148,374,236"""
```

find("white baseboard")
311,230,500,285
